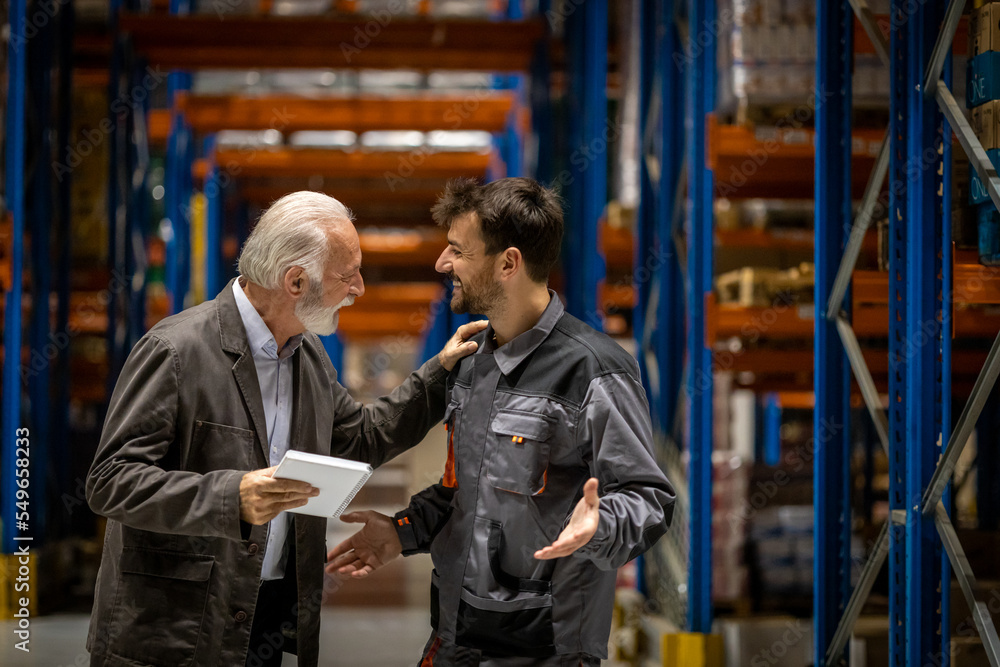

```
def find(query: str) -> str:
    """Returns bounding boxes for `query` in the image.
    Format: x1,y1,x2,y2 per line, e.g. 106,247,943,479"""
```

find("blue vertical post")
164,0,193,314
686,0,715,633
204,135,224,299
763,394,782,467
888,3,909,663
903,2,947,665
164,77,193,314
657,0,686,436
814,2,853,663
634,0,656,408
54,0,75,505
28,7,55,539
320,335,345,380
940,47,954,667
563,0,607,330
127,59,149,344
106,0,125,389
2,0,28,554
528,5,553,186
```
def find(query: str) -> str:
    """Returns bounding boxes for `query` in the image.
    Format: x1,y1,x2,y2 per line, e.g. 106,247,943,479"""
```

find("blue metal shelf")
813,2,853,663
562,0,607,330
1,0,28,554
685,0,715,634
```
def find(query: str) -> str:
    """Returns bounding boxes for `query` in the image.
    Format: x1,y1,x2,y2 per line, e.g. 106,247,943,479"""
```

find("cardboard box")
968,52,1000,108
972,99,1000,150
970,2,1000,58
969,149,1000,205
979,202,1000,265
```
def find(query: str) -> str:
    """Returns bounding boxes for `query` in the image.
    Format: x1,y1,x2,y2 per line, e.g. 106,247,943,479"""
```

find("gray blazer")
86,279,447,667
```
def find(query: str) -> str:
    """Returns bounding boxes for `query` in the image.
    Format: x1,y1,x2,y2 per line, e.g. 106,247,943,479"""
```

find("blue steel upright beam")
563,0,607,330
686,0,715,633
635,0,657,407
127,58,150,346
903,2,947,665
54,0,75,515
164,75,193,314
888,1,948,664
637,0,685,437
164,0,193,314
2,0,28,554
656,0,685,436
888,4,910,664
28,4,56,540
106,0,126,390
203,136,224,299
813,3,853,665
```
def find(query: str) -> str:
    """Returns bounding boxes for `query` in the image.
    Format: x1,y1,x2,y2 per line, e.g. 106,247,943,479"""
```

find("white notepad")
272,450,373,518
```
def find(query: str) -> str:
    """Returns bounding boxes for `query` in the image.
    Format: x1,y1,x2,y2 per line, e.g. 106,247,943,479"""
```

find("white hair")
237,191,354,289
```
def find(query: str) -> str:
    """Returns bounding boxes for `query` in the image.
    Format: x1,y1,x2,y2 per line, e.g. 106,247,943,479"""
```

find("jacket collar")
485,290,564,376
218,277,251,355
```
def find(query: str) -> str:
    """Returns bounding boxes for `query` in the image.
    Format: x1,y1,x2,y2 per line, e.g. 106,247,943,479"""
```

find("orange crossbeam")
118,14,544,71
358,229,446,267
149,108,171,147
857,265,1000,307
196,148,490,181
337,282,444,339
707,118,883,199
175,93,513,133
855,15,967,56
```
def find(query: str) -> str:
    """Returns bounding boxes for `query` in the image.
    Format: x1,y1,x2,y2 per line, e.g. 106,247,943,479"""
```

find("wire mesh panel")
647,431,690,629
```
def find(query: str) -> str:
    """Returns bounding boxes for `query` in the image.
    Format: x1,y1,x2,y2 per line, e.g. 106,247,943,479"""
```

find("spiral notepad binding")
334,472,371,518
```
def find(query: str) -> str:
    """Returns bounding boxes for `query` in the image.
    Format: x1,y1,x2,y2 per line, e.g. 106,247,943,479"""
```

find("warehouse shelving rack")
811,0,1000,664
1,0,552,613
669,1,1000,663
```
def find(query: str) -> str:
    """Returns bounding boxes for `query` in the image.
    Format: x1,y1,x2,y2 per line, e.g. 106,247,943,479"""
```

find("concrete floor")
0,607,432,666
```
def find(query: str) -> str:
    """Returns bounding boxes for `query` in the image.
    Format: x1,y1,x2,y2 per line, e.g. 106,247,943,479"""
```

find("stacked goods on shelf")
723,0,818,110
749,505,813,597
67,86,112,410
712,453,750,603
967,1,1000,265
716,262,814,308
722,0,889,116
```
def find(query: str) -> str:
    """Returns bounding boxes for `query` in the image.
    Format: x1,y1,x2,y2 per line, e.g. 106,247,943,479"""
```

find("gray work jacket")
395,294,675,661
86,279,448,667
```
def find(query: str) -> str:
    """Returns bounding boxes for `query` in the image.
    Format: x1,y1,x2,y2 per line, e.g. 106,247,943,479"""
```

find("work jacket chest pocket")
487,411,554,496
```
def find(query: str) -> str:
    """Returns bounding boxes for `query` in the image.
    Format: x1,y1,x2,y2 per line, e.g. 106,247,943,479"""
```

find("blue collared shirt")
233,278,303,581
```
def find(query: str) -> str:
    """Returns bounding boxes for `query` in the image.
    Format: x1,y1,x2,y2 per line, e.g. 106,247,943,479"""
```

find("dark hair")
431,177,564,283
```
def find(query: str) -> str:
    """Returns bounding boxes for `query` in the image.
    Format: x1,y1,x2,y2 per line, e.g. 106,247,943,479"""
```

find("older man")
86,191,485,667
328,178,674,666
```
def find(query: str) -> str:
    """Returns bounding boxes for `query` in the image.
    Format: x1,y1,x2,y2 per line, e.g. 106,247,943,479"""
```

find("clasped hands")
325,478,601,579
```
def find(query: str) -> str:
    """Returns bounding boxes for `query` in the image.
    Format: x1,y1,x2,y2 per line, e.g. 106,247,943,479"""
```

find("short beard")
295,280,354,336
451,273,503,317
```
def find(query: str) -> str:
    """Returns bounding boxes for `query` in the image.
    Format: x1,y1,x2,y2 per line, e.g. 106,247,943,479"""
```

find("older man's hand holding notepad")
272,450,373,518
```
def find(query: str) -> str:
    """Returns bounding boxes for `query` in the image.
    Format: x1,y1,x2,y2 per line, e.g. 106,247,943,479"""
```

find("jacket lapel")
217,278,270,464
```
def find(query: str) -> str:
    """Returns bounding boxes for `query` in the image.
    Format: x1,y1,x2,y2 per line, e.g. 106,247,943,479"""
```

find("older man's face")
295,224,364,336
